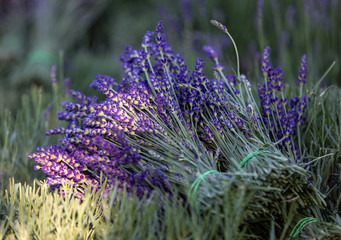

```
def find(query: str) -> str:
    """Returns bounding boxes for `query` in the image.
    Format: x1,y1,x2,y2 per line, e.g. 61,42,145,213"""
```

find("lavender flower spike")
210,20,228,33
156,20,164,32
261,47,272,77
203,45,219,62
298,54,307,86
51,65,57,84
142,31,154,48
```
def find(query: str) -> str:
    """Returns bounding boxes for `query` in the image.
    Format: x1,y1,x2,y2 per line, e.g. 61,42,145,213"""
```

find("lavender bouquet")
28,20,324,228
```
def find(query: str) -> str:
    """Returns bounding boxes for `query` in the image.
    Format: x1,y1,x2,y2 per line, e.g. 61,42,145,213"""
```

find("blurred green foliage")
1,0,340,111
0,86,60,187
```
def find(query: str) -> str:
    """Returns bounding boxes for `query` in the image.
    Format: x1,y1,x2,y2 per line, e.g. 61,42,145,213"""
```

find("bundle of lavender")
28,20,324,227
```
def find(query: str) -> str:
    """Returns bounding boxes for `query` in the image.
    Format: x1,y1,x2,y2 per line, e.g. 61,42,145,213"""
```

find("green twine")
239,150,270,168
188,170,219,211
289,217,317,239
188,150,275,211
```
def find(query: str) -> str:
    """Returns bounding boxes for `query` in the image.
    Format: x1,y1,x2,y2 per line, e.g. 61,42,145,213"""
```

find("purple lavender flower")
155,20,165,47
64,78,70,95
256,0,264,32
203,45,219,62
142,31,154,49
258,47,310,161
210,20,228,33
298,54,307,86
261,47,272,77
241,74,251,91
286,5,296,28
0,172,4,182
43,104,52,122
180,0,192,22
213,63,224,72
51,65,57,84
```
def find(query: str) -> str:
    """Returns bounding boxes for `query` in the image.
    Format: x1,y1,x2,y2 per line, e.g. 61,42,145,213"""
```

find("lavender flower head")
257,0,264,31
298,54,307,86
210,20,228,33
142,31,154,48
261,47,272,77
203,45,219,62
180,0,192,22
51,65,57,84
258,47,310,161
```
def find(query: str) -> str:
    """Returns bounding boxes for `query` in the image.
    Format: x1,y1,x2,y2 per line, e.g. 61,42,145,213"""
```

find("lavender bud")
210,20,228,33
51,65,57,84
203,45,219,62
298,54,307,86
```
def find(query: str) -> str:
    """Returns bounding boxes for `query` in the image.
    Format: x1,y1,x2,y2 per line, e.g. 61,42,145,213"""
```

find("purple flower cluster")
29,73,174,198
29,21,311,200
258,47,309,161
29,21,254,198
